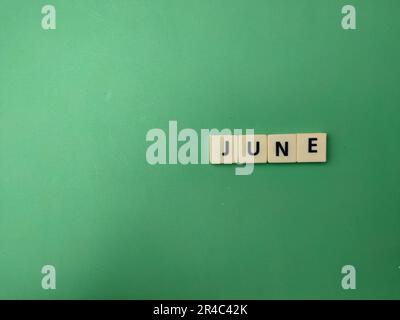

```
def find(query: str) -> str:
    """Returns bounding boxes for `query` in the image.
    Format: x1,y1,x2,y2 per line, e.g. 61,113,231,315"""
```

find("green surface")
1,0,399,299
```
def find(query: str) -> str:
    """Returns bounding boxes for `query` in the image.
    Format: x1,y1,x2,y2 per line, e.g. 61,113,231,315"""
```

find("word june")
210,133,327,164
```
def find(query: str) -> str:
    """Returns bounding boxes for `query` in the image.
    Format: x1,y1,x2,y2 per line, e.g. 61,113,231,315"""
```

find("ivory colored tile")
267,134,297,163
209,135,234,164
235,135,268,163
297,133,327,163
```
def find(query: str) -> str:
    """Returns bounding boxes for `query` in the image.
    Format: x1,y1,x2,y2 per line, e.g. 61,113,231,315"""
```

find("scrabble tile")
297,133,327,163
209,135,234,164
267,134,297,163
235,135,268,163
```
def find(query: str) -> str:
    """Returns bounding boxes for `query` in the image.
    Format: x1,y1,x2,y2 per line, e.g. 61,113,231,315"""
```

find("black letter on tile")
276,142,288,156
308,138,318,153
222,141,229,156
248,141,260,156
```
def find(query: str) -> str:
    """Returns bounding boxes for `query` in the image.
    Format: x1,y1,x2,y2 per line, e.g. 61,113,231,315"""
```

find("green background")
0,0,399,299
